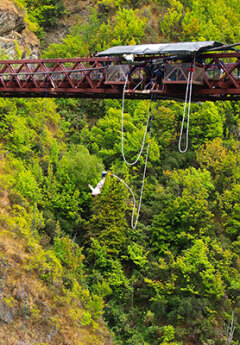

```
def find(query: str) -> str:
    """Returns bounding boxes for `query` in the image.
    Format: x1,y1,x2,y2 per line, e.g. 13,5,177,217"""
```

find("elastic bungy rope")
113,95,154,229
178,66,194,153
121,74,151,166
110,173,136,228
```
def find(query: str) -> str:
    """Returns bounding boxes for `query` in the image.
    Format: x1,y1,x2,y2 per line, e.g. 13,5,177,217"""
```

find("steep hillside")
0,194,112,344
0,96,113,344
44,0,94,47
0,1,240,345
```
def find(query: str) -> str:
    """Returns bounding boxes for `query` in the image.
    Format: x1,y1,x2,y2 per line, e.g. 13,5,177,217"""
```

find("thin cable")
133,103,153,229
121,74,152,166
111,173,136,228
178,66,194,153
133,78,144,90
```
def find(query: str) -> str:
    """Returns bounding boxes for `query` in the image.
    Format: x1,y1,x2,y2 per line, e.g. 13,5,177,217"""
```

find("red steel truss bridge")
0,52,239,101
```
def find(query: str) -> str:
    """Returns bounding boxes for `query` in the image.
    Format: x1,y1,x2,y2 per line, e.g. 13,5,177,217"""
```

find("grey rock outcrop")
0,302,14,324
0,0,39,59
0,9,25,36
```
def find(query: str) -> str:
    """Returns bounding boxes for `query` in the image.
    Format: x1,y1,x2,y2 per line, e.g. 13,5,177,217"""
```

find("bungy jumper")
88,171,108,196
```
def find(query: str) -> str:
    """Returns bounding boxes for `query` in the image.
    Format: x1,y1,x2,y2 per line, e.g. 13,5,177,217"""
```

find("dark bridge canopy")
97,41,224,57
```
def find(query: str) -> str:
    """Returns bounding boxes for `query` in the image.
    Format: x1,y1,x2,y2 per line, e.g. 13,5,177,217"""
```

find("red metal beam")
0,53,239,101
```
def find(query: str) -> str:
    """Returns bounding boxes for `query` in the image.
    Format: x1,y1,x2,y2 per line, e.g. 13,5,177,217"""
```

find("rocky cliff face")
43,0,93,47
0,0,39,59
0,0,95,58
0,228,113,345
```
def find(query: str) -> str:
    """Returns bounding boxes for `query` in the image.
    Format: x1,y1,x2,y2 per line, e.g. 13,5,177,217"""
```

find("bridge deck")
0,52,239,101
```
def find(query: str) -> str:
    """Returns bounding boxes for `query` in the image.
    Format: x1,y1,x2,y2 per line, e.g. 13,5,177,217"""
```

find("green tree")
86,176,129,255
41,145,104,236
219,184,240,240
160,0,183,40
145,238,239,343
81,105,160,170
160,0,240,42
189,102,223,149
43,7,146,58
196,138,240,191
0,98,62,161
97,7,147,48
17,0,65,27
150,167,214,255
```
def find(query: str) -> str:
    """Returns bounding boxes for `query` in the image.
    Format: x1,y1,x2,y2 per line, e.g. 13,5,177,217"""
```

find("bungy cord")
178,66,194,153
121,74,152,165
112,96,154,229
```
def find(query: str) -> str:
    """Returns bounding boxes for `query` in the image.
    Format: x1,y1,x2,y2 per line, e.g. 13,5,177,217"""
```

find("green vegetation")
1,0,240,344
43,8,146,58
161,0,240,42
14,0,65,37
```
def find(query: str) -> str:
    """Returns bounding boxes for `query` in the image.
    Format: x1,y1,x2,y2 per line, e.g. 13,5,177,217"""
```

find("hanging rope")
110,172,136,228
112,96,154,229
121,74,152,166
178,65,194,153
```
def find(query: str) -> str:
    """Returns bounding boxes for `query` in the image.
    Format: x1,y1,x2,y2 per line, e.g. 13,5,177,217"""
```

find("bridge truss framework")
0,52,239,101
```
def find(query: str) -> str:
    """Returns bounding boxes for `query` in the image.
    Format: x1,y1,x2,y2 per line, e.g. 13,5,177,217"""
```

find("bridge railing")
0,54,239,100
0,58,112,92
163,63,204,85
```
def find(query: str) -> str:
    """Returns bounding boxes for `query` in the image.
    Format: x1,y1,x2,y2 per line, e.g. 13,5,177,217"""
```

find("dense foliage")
14,0,65,37
1,0,240,344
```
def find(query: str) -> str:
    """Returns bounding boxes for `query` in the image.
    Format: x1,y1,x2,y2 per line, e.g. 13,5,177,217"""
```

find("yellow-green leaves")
160,0,240,43
160,0,183,40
